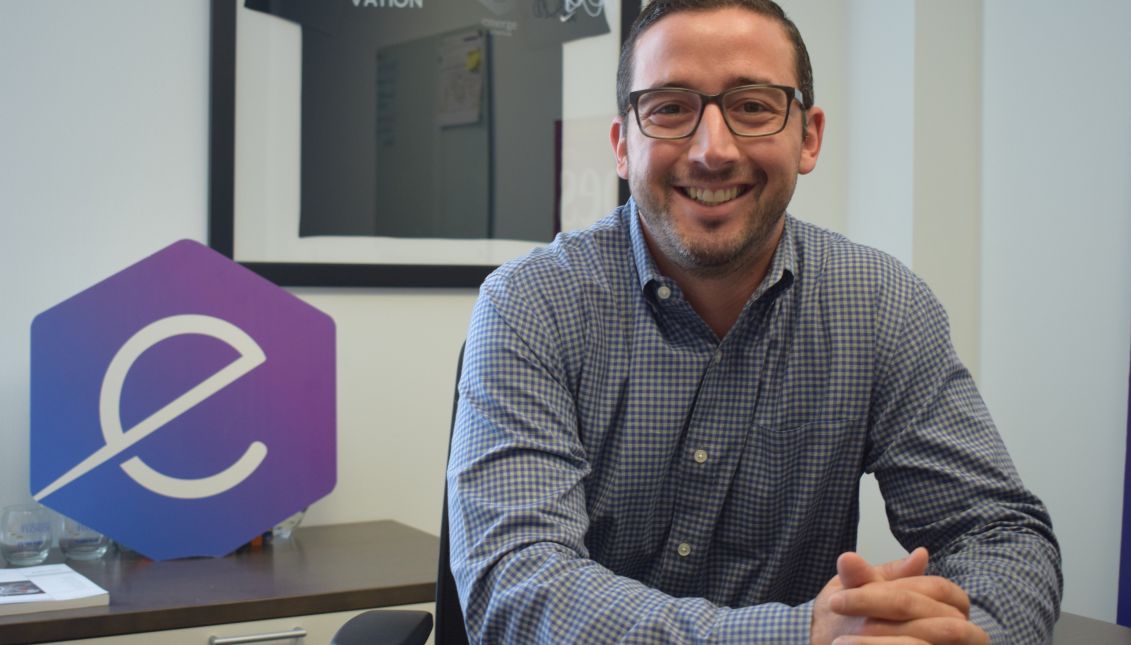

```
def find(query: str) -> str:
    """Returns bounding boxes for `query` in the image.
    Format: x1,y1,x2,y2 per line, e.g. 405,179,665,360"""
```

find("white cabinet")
47,602,435,645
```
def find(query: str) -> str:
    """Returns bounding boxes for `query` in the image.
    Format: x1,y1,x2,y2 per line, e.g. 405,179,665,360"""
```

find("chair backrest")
434,342,469,645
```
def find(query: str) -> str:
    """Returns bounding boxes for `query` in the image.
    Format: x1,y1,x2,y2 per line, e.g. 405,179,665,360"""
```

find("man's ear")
611,116,629,180
799,106,825,175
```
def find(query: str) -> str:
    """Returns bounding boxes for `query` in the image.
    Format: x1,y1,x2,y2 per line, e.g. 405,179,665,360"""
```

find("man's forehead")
631,7,797,88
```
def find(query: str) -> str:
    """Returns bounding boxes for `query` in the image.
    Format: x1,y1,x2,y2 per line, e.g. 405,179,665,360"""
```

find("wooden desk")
0,521,438,645
3,523,1127,644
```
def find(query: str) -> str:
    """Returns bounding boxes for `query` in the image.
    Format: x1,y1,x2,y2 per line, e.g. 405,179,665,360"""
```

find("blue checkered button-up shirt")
448,201,1061,644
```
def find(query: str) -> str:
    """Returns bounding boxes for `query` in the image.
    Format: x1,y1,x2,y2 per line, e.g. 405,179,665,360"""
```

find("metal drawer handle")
209,628,308,644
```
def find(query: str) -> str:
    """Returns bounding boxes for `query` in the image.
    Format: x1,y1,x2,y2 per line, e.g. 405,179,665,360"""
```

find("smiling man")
612,3,821,341
448,1,1062,643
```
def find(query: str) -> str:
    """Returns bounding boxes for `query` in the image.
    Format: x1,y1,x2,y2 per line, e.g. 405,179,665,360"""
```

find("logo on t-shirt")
352,0,424,8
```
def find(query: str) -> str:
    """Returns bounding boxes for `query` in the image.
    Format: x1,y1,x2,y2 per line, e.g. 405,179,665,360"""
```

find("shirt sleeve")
865,274,1063,643
447,281,814,644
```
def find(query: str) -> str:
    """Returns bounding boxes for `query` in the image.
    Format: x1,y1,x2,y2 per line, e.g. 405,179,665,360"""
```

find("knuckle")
925,576,950,595
894,591,917,617
935,618,968,643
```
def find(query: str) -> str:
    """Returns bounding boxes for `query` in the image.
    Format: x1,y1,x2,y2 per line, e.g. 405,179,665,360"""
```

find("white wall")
844,0,914,266
981,0,1131,620
0,2,211,507
777,0,849,235
1,0,1129,624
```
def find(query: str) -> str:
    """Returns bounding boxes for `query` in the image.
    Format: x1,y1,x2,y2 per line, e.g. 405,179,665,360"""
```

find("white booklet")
0,564,109,616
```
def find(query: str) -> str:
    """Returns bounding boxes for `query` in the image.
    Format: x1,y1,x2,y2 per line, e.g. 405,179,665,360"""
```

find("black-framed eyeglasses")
627,84,805,140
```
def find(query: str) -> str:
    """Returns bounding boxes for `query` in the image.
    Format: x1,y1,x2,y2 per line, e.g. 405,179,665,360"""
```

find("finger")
838,548,928,590
832,636,931,645
850,616,990,645
869,575,972,617
874,547,929,581
830,586,966,622
837,552,878,589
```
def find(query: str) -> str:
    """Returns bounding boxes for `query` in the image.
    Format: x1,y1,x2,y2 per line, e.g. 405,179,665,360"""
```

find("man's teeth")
686,186,739,205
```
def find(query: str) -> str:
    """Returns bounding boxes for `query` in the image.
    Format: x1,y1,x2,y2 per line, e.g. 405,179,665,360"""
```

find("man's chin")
664,232,757,276
678,214,786,276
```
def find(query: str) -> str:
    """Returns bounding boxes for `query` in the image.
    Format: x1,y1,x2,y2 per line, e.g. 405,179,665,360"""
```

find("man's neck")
652,230,782,340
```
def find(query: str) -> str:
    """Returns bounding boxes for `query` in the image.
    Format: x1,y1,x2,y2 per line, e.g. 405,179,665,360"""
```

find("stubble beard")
631,165,794,280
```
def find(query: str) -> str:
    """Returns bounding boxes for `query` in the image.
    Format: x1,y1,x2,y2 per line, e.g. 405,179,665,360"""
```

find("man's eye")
653,103,689,115
737,101,769,113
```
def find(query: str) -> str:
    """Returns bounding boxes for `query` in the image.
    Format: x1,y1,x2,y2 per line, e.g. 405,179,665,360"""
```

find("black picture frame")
207,0,638,288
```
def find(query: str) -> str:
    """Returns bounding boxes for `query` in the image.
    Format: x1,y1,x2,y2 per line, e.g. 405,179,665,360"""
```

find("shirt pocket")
717,418,864,554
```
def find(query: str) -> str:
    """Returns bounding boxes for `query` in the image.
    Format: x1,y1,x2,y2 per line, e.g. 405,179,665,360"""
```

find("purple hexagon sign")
29,240,336,560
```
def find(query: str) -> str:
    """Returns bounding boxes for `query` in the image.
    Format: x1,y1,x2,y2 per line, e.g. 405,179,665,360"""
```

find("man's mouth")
681,185,748,206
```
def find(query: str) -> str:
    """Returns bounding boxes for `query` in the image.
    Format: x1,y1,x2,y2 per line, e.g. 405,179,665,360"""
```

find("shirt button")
693,449,708,464
677,542,692,557
656,285,672,300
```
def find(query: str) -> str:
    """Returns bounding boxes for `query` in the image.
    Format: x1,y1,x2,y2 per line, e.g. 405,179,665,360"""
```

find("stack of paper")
0,564,109,616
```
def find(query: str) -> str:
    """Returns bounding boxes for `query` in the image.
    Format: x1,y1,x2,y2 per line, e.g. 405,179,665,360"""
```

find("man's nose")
687,104,740,168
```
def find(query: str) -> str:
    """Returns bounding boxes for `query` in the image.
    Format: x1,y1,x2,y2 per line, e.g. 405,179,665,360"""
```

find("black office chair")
332,344,469,645
331,610,434,645
433,341,469,645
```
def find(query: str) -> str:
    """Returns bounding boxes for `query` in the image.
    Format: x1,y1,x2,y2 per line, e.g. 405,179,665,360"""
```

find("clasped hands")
810,547,990,645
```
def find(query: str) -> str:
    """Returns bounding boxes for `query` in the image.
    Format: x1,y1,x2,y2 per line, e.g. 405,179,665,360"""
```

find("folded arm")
865,277,1062,642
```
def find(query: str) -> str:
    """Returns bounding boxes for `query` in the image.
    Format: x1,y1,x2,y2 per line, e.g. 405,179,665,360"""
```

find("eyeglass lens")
635,86,791,138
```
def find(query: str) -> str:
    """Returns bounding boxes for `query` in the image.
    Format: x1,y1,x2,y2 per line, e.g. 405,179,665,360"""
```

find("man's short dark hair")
616,0,814,115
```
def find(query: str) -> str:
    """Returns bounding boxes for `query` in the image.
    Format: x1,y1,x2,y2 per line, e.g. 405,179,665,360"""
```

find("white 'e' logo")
34,315,268,501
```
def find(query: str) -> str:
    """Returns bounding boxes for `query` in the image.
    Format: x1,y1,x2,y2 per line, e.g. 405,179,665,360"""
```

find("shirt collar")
625,197,797,302
625,198,664,293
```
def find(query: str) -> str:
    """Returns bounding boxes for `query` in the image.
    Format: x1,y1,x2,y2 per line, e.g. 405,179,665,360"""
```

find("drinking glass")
272,508,306,540
0,504,53,566
58,516,111,561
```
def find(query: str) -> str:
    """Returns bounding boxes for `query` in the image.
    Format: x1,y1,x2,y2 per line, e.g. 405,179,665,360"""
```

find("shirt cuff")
711,600,813,644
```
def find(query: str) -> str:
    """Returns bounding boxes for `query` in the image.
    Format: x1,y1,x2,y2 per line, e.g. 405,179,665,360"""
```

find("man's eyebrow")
732,75,778,86
640,75,781,91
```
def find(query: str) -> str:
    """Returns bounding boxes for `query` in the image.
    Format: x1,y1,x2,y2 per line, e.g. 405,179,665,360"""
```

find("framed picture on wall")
208,0,638,287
